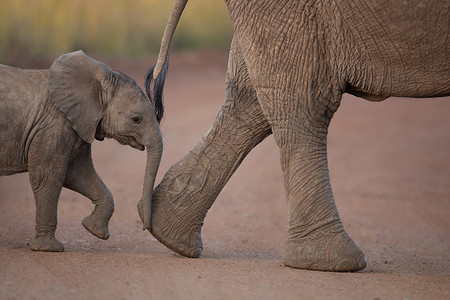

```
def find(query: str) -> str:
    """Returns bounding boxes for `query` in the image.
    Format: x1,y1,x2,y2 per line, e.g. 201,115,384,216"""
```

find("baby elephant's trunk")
141,133,163,231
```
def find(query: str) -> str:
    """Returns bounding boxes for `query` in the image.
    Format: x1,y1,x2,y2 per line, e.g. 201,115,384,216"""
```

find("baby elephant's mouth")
112,134,145,151
127,136,145,151
104,133,145,151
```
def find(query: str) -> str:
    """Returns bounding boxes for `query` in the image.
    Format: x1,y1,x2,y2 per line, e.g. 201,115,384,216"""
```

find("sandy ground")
1,50,449,300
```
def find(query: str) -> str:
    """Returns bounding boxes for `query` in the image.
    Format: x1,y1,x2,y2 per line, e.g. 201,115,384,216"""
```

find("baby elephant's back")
0,64,49,104
0,65,50,175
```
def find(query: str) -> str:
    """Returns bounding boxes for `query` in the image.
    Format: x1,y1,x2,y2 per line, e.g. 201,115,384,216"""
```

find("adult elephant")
139,0,450,271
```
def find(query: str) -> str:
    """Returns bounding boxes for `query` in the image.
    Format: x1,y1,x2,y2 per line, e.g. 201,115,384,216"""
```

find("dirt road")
1,51,449,299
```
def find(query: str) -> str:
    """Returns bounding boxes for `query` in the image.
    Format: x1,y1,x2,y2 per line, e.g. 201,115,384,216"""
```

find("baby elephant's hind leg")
28,175,65,252
28,157,67,252
63,144,114,240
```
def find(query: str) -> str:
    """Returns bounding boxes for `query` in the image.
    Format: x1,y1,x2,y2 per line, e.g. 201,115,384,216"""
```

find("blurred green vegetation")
0,0,232,65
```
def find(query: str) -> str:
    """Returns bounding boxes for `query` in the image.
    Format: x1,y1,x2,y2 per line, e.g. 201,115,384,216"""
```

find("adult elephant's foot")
29,234,64,252
82,214,110,240
138,196,203,258
282,230,366,272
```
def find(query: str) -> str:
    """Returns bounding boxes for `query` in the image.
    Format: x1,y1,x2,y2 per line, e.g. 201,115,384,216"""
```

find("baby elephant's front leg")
64,145,114,240
80,191,114,240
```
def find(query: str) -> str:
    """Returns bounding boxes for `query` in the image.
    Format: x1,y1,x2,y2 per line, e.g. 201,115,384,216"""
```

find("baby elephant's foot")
29,235,64,252
82,214,110,240
283,231,366,272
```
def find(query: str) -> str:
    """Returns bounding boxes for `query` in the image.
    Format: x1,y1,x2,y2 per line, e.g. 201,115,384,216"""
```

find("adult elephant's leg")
63,144,114,240
253,79,366,272
146,38,272,257
228,4,366,268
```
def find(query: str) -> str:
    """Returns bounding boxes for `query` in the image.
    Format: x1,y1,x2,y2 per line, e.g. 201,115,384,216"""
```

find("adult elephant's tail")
153,0,187,80
145,0,188,123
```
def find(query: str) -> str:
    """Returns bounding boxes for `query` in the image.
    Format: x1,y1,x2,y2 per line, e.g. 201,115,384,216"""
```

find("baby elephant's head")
49,50,162,230
97,70,160,152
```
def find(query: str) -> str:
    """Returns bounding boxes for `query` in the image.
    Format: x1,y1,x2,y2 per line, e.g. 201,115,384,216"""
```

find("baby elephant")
0,51,163,252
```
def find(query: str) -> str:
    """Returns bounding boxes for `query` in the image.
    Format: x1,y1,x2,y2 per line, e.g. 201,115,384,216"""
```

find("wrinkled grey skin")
141,0,450,272
0,51,163,252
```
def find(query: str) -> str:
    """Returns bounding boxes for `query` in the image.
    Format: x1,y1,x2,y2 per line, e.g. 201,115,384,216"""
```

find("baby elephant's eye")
132,116,142,124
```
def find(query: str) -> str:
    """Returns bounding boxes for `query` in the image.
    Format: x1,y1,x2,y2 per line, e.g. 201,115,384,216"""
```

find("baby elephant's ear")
49,50,112,143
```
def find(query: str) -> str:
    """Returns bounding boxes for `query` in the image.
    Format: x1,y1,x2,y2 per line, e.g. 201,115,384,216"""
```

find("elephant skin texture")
144,0,450,272
0,51,163,252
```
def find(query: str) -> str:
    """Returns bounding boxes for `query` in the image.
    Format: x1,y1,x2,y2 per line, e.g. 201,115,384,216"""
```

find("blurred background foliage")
0,0,232,65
